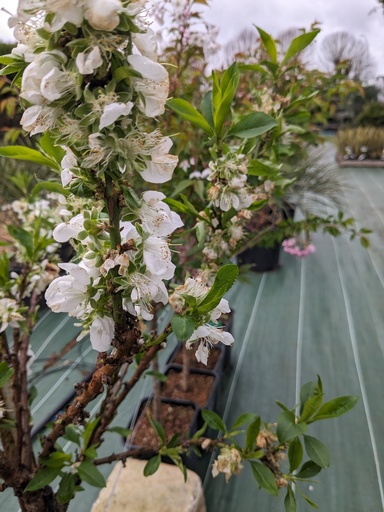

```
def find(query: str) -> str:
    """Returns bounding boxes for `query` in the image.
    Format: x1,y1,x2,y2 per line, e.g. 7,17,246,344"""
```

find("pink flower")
282,238,316,258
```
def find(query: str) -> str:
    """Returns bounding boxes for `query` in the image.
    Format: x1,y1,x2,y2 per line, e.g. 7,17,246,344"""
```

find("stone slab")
91,459,206,512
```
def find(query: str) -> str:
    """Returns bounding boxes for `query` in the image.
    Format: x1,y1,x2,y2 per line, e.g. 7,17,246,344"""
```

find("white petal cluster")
0,298,24,332
207,153,253,212
170,277,234,365
11,0,181,353
186,299,234,366
212,447,243,481
128,55,169,118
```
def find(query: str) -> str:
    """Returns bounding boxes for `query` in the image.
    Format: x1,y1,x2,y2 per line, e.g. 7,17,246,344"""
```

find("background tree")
319,31,374,83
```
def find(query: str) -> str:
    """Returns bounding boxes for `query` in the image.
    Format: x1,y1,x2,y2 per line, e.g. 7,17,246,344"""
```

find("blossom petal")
99,102,134,129
90,316,115,351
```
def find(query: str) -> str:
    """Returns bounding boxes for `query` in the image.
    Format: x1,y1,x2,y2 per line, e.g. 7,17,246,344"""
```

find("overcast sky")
1,0,383,77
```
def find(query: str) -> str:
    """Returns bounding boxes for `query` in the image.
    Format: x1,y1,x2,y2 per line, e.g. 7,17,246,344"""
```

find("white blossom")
128,54,169,117
143,235,175,280
139,136,178,183
132,28,158,60
76,46,103,75
124,271,169,320
84,0,122,31
99,102,134,130
0,298,24,332
21,50,67,105
138,191,183,236
90,316,115,351
212,447,243,481
53,213,85,243
20,105,60,135
45,263,90,315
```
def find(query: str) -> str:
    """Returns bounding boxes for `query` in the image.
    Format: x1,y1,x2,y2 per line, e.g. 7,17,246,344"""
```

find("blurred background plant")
337,127,384,161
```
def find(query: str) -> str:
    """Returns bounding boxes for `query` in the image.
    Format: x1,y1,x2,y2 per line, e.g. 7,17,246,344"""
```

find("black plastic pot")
237,243,280,272
125,396,204,476
166,342,226,375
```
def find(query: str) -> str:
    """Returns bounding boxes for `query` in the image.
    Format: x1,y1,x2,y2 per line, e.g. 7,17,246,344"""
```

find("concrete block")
92,459,206,512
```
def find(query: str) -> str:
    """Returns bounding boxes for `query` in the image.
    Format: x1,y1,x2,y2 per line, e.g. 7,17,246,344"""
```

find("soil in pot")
130,399,197,452
161,368,215,408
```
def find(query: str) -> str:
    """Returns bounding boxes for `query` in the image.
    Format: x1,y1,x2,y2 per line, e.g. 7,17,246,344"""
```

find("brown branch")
39,313,141,460
0,331,9,358
93,436,224,467
17,289,40,471
89,344,162,447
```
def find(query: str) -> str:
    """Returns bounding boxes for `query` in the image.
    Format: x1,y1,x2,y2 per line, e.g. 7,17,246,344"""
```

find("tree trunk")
17,486,68,512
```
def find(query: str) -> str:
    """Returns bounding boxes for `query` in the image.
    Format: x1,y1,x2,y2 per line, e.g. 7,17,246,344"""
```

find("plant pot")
125,396,205,476
161,365,220,411
237,243,280,272
167,343,225,375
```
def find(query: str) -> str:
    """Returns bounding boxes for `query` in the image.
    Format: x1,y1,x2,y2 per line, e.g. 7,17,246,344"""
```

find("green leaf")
250,461,278,496
39,132,65,164
229,113,277,139
144,455,161,476
275,400,291,413
277,411,307,443
192,421,207,440
281,30,320,66
256,27,278,63
57,473,76,503
248,160,279,178
40,452,72,468
113,66,136,83
145,370,168,382
63,425,81,446
31,181,69,197
232,412,258,431
168,454,187,482
238,63,267,74
303,435,330,468
301,493,319,509
285,486,297,512
0,55,19,66
166,98,214,135
0,361,14,388
197,264,238,314
288,437,303,472
83,417,101,448
170,179,192,198
300,381,317,415
201,410,227,433
299,382,323,422
163,197,205,221
200,90,214,128
296,460,322,479
8,225,34,260
25,467,61,491
0,146,60,171
108,426,132,437
245,416,261,452
171,314,195,342
77,461,106,488
311,396,359,422
148,415,166,445
196,221,206,249
84,447,98,459
212,63,239,137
